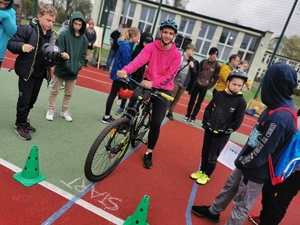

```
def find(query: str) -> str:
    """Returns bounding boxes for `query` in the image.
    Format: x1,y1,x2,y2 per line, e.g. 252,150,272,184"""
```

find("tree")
173,0,189,9
73,0,93,20
280,35,300,61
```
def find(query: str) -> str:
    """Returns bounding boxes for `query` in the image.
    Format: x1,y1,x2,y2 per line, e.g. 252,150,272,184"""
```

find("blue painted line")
42,119,169,224
41,182,97,224
185,159,202,225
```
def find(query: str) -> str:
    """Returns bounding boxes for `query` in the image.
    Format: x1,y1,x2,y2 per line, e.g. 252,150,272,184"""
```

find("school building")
91,0,300,86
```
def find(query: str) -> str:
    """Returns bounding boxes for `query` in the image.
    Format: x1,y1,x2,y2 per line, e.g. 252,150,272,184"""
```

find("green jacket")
54,11,88,80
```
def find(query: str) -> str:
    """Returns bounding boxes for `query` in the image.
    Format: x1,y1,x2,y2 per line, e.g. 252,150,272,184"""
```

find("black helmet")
227,69,248,82
40,43,61,68
159,18,178,34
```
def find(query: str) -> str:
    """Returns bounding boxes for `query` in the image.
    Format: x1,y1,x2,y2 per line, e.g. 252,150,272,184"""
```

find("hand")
141,80,152,88
22,44,34,53
189,61,194,68
117,70,127,78
61,52,69,60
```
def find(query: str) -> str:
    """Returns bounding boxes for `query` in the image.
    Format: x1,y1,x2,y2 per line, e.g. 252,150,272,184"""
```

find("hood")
140,31,153,45
261,62,298,109
69,11,86,37
132,32,153,58
3,0,14,10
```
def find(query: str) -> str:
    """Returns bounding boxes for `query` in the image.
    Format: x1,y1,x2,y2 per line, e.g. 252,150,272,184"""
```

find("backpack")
268,107,300,185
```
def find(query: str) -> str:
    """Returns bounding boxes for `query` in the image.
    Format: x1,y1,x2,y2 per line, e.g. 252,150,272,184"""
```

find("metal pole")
33,0,38,18
253,0,298,99
151,0,163,35
100,0,113,48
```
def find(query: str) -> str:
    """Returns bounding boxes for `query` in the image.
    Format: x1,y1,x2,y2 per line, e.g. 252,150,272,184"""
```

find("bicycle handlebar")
123,76,174,101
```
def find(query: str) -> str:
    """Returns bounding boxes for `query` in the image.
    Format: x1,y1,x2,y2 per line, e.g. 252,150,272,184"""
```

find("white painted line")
0,158,124,225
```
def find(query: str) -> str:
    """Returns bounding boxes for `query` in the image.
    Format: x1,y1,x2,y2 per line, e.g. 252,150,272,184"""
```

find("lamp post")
253,0,298,99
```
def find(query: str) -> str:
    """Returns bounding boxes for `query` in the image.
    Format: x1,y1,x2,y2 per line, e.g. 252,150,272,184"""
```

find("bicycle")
84,77,174,182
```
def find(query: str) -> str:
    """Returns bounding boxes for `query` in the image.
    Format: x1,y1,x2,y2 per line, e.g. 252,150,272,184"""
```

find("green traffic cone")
123,195,150,225
13,145,46,187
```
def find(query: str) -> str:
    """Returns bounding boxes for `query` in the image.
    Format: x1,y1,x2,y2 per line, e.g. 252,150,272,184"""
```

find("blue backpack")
268,107,300,185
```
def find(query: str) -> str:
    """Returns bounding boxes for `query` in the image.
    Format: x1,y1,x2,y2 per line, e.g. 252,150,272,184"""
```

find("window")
119,3,137,28
100,0,117,27
238,34,259,64
138,6,155,33
176,17,195,49
217,28,238,61
195,22,216,55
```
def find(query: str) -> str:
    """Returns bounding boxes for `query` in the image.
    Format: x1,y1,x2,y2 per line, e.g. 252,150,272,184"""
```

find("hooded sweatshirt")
235,62,298,183
0,0,17,62
54,12,88,80
122,40,181,91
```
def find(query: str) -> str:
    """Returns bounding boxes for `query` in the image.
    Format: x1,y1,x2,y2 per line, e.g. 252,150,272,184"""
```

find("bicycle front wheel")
84,117,131,182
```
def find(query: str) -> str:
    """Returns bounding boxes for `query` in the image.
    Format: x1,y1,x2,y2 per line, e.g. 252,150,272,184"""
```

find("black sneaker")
191,205,220,223
25,122,36,133
15,124,31,140
102,115,115,124
143,152,152,169
166,112,174,121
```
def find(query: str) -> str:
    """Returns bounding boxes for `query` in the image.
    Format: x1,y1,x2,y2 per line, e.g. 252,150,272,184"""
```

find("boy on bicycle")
117,18,181,169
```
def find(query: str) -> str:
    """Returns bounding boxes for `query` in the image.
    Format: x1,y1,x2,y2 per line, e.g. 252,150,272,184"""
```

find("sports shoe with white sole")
60,111,72,122
46,109,55,121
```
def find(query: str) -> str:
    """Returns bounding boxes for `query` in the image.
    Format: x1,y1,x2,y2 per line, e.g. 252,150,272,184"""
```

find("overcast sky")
182,0,300,37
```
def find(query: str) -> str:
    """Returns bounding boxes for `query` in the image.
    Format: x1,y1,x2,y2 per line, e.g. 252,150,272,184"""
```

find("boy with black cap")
190,69,247,185
182,47,220,125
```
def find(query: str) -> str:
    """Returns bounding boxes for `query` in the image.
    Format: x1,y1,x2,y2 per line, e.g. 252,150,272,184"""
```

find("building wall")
91,0,300,86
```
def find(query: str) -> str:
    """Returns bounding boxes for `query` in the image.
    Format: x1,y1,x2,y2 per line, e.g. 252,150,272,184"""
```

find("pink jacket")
122,40,181,91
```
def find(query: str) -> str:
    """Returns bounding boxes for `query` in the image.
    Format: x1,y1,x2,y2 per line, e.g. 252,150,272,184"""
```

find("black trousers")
186,84,207,120
105,80,123,116
16,77,44,125
200,129,230,176
127,87,170,150
260,171,300,225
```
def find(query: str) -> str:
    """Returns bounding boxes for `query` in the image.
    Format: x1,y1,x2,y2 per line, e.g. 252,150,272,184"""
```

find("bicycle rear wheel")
131,111,150,148
84,117,131,182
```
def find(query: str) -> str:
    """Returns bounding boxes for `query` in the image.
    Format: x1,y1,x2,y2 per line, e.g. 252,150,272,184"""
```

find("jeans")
106,49,117,72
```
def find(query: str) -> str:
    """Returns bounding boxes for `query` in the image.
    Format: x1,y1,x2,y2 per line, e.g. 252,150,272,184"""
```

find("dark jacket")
235,62,298,184
179,56,198,91
7,18,59,81
110,28,123,51
54,12,88,80
131,32,153,81
203,89,246,134
85,28,97,45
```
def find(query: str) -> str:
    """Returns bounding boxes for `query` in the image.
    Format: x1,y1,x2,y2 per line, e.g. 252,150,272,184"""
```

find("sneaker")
60,111,73,122
182,116,189,122
196,174,210,185
191,205,220,223
102,115,115,124
143,152,152,169
115,108,124,115
60,82,65,90
15,123,31,140
248,212,260,225
190,171,204,180
14,122,36,133
190,120,195,125
25,122,36,133
116,98,122,106
46,109,55,121
49,80,54,87
166,112,174,120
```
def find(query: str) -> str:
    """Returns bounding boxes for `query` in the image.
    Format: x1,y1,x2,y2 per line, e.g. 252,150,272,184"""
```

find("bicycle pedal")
142,140,148,145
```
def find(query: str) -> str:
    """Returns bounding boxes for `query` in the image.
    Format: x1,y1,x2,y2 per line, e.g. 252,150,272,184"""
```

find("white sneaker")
60,111,72,122
46,109,54,121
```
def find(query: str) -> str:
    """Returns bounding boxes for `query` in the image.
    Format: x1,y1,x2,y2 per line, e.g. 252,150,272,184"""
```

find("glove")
225,128,233,134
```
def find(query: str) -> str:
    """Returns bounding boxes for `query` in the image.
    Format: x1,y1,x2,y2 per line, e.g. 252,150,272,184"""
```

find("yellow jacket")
215,62,251,91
